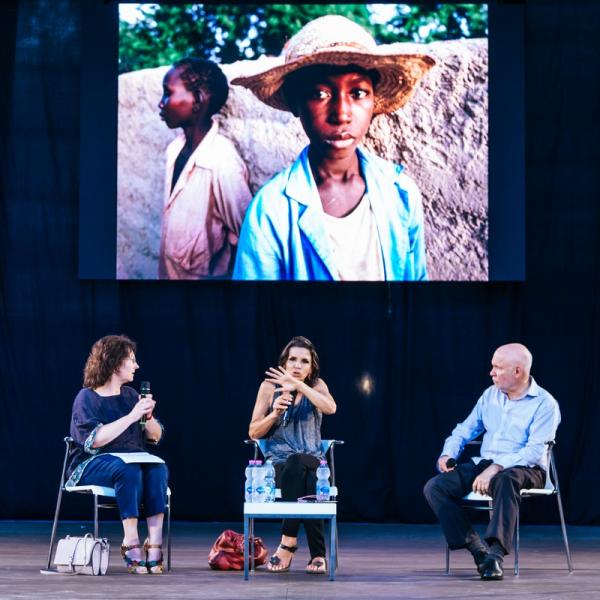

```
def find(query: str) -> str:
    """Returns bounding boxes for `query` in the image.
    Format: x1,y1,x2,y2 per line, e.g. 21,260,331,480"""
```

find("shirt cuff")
83,424,103,454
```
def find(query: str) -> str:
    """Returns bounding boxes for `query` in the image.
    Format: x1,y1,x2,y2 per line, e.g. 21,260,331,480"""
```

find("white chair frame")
45,436,172,572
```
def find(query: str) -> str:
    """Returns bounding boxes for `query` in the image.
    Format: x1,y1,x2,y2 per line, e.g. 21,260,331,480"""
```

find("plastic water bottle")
264,460,276,502
252,460,266,502
244,460,255,502
316,460,331,502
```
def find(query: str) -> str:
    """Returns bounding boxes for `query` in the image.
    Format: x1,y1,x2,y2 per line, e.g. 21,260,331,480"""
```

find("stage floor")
0,521,597,599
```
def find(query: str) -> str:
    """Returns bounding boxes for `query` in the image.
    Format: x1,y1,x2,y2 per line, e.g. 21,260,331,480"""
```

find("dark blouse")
65,386,160,486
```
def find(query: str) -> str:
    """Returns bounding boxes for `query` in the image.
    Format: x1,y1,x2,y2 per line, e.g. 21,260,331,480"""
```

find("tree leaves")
119,3,488,74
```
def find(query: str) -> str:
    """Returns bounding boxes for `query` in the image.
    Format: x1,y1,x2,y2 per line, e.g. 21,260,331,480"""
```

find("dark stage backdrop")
1,0,599,526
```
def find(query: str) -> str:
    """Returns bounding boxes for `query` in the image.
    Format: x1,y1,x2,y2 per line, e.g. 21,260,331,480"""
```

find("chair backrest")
58,436,74,490
542,442,558,492
253,438,335,456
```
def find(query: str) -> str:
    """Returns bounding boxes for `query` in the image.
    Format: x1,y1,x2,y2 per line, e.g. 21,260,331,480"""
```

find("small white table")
243,501,338,581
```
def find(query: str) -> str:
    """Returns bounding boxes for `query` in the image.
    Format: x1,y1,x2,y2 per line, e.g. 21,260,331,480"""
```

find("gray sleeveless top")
264,391,324,465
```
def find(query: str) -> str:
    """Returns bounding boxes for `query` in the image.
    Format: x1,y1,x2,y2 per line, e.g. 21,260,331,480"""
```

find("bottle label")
317,485,330,498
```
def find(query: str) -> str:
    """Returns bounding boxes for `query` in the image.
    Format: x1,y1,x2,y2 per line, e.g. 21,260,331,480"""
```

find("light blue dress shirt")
232,146,427,281
441,378,561,470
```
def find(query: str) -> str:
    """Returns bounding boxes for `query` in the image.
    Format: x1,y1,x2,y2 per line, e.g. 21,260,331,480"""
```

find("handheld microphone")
446,458,457,469
139,381,151,428
282,391,297,427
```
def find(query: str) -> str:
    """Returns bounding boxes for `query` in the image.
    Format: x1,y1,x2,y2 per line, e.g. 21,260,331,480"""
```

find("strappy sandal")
266,543,298,573
305,557,327,575
144,538,164,574
120,542,147,574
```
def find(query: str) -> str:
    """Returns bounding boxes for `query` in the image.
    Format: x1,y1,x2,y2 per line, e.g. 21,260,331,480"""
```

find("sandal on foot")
143,538,164,574
120,543,147,574
305,557,327,575
266,543,298,573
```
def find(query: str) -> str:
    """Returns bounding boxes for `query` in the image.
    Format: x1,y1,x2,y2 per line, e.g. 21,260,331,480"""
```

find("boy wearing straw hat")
232,15,435,281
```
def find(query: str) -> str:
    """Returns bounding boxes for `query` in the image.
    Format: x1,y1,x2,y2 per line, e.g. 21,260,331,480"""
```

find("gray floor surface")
0,521,597,599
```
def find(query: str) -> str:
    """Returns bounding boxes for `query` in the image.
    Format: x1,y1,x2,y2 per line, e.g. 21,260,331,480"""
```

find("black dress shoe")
480,556,504,580
473,551,488,575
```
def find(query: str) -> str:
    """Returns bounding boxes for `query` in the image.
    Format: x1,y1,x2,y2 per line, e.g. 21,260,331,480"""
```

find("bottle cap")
319,460,328,465
255,460,263,465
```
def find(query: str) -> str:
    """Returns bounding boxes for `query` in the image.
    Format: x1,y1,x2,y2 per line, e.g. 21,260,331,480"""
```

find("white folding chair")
445,441,573,575
44,436,172,572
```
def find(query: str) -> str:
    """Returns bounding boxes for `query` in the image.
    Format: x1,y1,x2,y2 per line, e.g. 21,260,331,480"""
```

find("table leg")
329,515,337,581
244,514,249,580
250,517,255,571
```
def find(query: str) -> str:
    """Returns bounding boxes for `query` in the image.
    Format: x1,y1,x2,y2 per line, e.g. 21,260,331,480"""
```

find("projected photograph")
117,3,488,281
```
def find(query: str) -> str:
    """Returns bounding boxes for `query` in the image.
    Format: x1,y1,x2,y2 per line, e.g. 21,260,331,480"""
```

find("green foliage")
382,4,488,44
119,3,488,74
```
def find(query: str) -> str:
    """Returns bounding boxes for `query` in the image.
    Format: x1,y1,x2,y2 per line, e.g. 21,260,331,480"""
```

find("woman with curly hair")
248,336,336,574
65,335,168,574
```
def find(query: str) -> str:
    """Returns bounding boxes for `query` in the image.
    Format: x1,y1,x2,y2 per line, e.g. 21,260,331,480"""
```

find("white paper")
107,452,165,464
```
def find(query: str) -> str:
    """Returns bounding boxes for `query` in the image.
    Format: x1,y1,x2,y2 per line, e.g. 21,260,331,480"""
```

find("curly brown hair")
278,336,320,387
83,335,137,389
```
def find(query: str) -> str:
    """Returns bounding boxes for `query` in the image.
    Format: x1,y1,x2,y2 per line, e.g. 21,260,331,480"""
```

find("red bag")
208,529,268,570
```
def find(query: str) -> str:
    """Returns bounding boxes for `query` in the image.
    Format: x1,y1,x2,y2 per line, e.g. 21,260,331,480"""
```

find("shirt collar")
525,377,540,397
507,377,540,401
167,119,219,170
192,120,219,168
284,145,318,206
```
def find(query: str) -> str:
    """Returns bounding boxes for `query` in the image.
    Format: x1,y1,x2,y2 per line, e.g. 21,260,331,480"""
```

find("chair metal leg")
93,495,99,538
46,485,65,570
166,493,172,571
514,510,520,575
555,491,573,571
334,519,339,570
445,544,450,575
549,449,573,572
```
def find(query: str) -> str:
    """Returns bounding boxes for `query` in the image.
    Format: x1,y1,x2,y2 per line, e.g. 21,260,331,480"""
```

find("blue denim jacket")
233,145,427,281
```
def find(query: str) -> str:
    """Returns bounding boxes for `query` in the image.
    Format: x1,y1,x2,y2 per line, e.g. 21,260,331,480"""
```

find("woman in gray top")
249,336,337,574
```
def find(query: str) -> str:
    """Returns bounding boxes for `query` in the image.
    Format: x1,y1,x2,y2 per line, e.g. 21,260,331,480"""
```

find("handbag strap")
70,534,97,575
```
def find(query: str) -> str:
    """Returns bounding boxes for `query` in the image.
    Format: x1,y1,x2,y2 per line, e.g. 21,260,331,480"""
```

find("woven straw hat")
231,15,435,114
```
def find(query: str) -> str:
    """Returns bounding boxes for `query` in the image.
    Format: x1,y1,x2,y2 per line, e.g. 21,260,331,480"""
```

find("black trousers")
423,459,545,554
275,453,326,560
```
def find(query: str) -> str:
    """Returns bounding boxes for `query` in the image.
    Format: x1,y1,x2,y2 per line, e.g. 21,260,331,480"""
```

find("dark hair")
282,63,381,113
278,336,320,387
83,335,136,389
173,57,229,117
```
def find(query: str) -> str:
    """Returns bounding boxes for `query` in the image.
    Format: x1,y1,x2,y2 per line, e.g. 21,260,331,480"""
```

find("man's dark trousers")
423,459,545,553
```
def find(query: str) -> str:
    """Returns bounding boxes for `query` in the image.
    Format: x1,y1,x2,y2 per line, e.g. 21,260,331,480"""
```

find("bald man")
423,344,561,580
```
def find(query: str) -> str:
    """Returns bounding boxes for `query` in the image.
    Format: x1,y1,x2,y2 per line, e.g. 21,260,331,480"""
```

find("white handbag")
53,533,110,575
